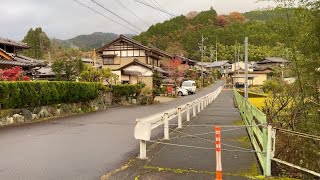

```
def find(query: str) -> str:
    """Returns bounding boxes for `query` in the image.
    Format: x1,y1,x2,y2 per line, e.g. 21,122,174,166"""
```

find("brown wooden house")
96,35,172,88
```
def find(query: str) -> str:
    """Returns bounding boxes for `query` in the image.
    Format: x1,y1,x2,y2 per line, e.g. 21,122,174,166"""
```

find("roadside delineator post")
177,107,182,129
164,113,169,140
187,104,190,122
215,126,222,180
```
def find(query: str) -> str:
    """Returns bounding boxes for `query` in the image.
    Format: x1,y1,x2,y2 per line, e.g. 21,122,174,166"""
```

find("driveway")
0,81,224,180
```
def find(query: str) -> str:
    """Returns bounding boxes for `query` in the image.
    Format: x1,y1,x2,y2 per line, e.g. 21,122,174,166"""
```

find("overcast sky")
0,0,275,41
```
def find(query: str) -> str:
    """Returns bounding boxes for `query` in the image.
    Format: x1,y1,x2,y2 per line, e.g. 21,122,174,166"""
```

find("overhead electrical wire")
146,0,168,19
140,0,166,21
90,0,144,32
135,0,176,17
72,0,140,34
149,0,171,18
115,0,150,27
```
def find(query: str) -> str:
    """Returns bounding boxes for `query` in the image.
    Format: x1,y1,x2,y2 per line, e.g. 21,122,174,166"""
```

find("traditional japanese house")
0,37,46,70
96,35,172,88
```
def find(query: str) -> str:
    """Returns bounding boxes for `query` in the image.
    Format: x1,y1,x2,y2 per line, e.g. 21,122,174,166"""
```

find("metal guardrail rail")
233,88,320,177
134,86,223,159
233,88,271,176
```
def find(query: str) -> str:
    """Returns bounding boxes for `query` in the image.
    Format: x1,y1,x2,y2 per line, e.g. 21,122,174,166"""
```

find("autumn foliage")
166,58,188,95
228,12,245,22
216,15,228,27
0,66,30,81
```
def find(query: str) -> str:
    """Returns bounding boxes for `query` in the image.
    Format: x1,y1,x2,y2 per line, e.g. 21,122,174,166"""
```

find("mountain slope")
132,8,294,61
54,32,134,50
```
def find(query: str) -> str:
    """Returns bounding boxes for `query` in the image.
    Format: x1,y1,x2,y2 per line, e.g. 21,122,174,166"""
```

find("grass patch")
144,165,214,175
248,98,266,110
237,136,252,149
233,120,244,126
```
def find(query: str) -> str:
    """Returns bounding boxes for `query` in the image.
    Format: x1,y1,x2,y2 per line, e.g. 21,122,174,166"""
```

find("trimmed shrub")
112,84,145,98
0,81,106,109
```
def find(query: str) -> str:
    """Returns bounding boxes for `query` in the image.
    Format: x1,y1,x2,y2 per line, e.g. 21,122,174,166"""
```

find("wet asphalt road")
0,81,223,180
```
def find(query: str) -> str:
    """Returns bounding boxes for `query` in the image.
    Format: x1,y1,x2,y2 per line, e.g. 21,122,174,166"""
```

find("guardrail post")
198,101,201,113
205,97,207,107
178,108,182,129
265,125,272,176
139,140,147,159
164,113,169,140
187,104,190,122
201,99,204,110
193,102,196,117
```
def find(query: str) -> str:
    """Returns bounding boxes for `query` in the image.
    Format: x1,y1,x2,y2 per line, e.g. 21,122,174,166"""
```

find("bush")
0,81,106,109
112,83,145,98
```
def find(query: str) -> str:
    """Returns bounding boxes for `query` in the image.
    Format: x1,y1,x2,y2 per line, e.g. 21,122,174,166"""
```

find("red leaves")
216,15,228,27
0,66,29,81
167,58,189,80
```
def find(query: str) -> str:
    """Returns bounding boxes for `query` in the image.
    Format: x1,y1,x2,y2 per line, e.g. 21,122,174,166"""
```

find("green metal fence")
233,88,270,176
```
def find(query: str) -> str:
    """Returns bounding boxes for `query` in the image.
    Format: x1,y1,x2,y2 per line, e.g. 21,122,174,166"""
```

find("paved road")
105,90,259,180
0,81,223,180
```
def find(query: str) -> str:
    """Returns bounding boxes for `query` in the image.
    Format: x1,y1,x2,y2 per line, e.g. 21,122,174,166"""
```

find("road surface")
0,81,223,180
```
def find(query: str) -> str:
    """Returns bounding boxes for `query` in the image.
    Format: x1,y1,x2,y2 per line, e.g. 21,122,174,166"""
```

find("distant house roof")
0,37,30,49
0,48,46,68
229,69,272,74
97,35,172,59
174,55,197,65
203,60,232,68
116,59,167,74
32,66,55,76
257,57,289,64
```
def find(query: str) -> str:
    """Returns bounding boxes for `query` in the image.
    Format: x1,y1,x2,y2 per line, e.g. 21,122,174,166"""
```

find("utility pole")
215,41,218,62
199,35,206,88
210,46,214,63
244,37,249,100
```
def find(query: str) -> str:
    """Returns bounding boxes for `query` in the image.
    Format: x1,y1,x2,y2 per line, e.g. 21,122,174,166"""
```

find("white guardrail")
134,86,223,159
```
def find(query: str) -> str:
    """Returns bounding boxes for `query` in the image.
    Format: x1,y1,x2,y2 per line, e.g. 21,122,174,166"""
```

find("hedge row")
112,83,145,97
0,81,106,109
238,91,267,98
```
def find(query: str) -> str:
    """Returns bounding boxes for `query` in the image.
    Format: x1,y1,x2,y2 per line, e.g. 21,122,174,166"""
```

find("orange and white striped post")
215,126,222,180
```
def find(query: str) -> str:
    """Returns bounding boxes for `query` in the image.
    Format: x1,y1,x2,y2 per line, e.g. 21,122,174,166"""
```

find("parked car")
177,87,188,97
181,80,197,94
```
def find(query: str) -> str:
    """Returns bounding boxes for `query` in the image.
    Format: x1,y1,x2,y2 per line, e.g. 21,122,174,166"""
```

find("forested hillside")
53,32,135,50
133,8,297,61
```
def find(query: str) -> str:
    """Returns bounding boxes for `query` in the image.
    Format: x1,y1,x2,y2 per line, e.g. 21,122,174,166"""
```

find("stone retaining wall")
0,92,112,127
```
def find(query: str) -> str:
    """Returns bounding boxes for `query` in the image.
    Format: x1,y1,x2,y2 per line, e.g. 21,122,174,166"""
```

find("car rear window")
182,81,194,86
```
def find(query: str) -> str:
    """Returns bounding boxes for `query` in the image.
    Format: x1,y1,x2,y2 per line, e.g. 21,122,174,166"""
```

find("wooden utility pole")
244,37,249,100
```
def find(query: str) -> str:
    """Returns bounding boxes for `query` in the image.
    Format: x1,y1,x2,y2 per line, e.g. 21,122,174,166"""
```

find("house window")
103,57,114,65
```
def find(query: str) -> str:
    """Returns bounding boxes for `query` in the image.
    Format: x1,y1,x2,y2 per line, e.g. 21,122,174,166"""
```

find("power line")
146,0,169,19
135,0,176,17
72,0,140,34
140,0,166,21
90,0,144,32
115,0,151,27
150,0,171,18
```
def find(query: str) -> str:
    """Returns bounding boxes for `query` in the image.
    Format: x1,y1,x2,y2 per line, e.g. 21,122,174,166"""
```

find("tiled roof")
97,35,173,58
0,59,31,67
258,57,289,64
0,49,46,68
0,37,29,49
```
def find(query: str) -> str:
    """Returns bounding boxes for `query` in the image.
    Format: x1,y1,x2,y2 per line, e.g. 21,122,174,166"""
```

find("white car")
181,80,197,94
177,87,188,97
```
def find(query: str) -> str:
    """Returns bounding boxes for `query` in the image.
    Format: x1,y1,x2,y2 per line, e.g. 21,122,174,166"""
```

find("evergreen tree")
22,27,51,59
